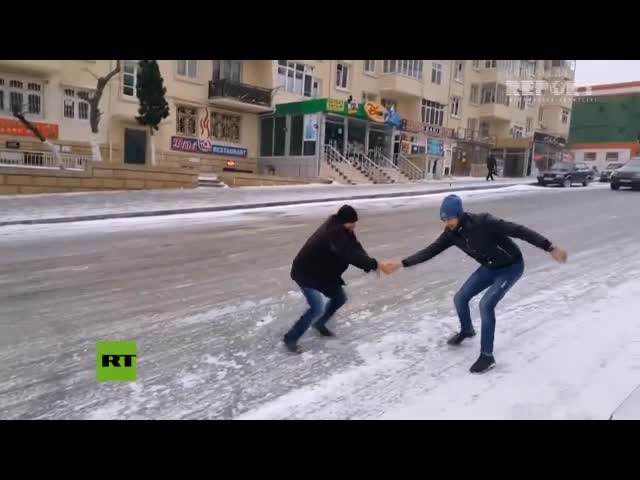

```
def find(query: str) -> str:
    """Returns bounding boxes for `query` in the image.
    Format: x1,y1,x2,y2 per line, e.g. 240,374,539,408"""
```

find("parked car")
600,162,625,182
537,161,593,187
610,158,640,190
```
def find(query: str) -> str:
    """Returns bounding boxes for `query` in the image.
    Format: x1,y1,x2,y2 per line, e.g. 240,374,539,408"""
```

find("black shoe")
314,324,336,337
470,353,496,373
447,330,476,346
283,335,302,354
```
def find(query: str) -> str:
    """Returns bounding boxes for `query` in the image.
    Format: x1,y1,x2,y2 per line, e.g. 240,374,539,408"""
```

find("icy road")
1,184,640,419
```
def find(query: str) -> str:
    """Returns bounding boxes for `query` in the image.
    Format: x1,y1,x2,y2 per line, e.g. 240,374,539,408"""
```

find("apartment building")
0,60,575,185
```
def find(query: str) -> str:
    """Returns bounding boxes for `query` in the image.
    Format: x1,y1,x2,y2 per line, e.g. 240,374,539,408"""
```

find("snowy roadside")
0,177,536,225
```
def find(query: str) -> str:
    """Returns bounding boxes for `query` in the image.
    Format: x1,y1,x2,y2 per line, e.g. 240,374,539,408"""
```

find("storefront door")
325,117,345,154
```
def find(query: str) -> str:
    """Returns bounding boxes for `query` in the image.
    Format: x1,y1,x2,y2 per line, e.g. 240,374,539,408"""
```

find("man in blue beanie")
382,194,568,373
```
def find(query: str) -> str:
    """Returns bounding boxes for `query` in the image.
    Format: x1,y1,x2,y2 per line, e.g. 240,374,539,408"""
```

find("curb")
0,182,535,227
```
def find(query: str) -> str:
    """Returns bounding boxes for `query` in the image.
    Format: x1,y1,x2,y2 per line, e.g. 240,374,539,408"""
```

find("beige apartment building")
0,59,575,187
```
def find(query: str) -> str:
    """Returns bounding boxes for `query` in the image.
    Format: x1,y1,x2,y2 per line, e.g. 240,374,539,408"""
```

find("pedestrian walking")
486,155,497,181
380,195,568,373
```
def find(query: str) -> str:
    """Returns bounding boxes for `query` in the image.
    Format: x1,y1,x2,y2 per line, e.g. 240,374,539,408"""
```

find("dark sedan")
537,161,593,187
610,158,640,190
600,162,625,182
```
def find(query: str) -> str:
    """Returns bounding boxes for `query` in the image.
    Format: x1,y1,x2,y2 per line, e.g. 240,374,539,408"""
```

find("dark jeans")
486,169,495,181
285,286,348,344
453,260,524,355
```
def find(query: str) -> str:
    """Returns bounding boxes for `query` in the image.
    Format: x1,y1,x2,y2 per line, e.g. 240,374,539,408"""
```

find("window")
177,60,198,79
431,62,442,84
526,117,533,135
63,88,90,121
496,84,508,105
518,95,526,110
470,83,480,104
454,61,464,82
421,99,444,126
561,109,570,124
472,60,480,70
539,107,544,122
584,152,597,162
480,121,490,138
481,83,496,104
512,125,524,138
467,118,478,132
211,112,241,143
382,60,423,80
277,61,320,98
364,60,376,74
0,76,44,117
485,60,497,69
274,116,286,156
336,62,350,90
122,60,139,97
605,152,619,161
176,106,198,136
213,60,242,83
290,115,303,156
451,96,461,118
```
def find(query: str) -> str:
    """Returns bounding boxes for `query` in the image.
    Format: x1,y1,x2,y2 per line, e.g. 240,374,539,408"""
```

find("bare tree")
79,60,121,163
11,106,64,169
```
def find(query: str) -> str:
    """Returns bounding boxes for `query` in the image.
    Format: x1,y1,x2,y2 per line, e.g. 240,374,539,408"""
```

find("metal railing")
370,149,406,182
324,144,387,184
208,79,272,108
0,149,89,170
394,153,424,181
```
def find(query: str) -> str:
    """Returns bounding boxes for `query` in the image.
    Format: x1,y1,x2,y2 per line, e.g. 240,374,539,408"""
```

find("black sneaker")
283,335,302,354
447,330,476,346
314,324,336,337
470,353,496,373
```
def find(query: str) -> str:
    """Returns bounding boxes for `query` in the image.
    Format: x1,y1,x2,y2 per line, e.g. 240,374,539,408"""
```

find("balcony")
378,74,423,98
208,79,273,113
544,65,574,81
478,69,510,84
478,102,512,121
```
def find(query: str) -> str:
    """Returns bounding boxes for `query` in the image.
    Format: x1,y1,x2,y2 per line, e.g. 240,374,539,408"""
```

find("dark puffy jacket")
402,212,553,270
291,215,378,296
487,156,497,170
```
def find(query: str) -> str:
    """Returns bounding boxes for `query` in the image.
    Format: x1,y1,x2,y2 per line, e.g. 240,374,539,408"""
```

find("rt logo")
96,341,137,381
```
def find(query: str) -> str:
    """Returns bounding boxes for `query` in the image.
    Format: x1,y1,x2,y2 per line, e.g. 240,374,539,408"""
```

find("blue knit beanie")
440,194,464,220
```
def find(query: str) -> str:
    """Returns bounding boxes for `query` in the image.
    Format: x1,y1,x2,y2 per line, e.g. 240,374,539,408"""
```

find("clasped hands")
377,261,403,275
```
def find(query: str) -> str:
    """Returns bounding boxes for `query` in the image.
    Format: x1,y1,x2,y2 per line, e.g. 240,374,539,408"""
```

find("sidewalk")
0,177,534,226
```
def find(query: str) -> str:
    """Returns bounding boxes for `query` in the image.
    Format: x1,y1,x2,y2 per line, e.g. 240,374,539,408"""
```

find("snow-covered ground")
0,182,636,420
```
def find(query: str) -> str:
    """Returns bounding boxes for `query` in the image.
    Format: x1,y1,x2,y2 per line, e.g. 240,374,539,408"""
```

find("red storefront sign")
0,118,59,140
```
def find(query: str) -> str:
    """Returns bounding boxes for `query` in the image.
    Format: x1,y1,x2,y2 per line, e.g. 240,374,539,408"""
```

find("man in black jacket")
486,155,497,181
284,205,381,353
383,194,567,373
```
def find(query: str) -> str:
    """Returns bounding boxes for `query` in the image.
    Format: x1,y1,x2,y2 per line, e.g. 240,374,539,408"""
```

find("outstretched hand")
550,246,568,264
378,261,403,275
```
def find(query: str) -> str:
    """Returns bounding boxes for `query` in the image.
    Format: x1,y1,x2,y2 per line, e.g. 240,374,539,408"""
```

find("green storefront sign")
275,98,368,120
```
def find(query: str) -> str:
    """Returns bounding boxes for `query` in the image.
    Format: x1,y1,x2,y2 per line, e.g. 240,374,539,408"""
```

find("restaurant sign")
171,136,248,158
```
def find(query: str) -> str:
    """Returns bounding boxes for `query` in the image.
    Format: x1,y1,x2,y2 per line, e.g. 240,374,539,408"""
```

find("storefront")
491,132,568,178
258,98,400,177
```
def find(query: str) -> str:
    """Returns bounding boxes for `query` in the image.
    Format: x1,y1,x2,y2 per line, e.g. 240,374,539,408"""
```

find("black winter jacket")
402,212,553,270
291,215,378,296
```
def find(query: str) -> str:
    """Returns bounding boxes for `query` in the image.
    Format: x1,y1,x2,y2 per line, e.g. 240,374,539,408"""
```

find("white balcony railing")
0,149,89,171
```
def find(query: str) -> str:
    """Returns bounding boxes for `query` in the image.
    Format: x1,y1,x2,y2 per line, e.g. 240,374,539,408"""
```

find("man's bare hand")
550,246,568,264
379,261,403,275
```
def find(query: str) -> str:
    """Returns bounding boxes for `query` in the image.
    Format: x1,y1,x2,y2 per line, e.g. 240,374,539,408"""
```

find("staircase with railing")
370,149,410,183
322,144,391,184
393,153,424,181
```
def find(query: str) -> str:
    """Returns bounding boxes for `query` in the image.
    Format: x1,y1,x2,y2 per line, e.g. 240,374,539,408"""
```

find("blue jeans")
285,287,348,344
453,260,524,355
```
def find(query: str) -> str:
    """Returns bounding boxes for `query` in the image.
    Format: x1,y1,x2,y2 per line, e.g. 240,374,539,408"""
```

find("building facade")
0,60,575,182
569,81,640,172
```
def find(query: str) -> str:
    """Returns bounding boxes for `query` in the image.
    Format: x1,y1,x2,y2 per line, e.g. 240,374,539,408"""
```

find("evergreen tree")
136,60,170,165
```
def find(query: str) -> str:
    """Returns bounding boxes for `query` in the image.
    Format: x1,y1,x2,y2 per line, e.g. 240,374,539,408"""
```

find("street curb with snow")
0,181,535,227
